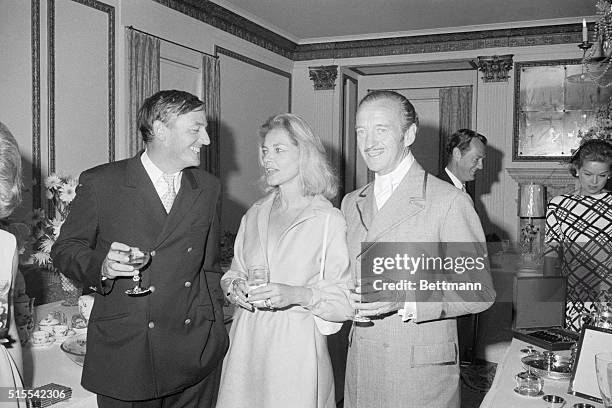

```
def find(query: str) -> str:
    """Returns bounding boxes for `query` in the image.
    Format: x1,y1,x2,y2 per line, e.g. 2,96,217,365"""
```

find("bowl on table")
60,333,87,366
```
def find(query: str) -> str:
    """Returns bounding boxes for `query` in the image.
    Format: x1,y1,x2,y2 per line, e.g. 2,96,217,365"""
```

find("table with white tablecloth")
22,301,96,408
480,337,603,408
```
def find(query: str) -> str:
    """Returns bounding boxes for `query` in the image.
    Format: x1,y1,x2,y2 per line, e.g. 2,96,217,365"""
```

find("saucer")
513,387,544,397
31,337,55,348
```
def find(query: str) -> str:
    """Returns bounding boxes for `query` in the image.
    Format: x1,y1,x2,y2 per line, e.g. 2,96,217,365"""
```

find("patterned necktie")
160,173,176,213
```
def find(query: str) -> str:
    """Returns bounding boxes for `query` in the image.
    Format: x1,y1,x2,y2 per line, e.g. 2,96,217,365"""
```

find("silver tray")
521,354,573,380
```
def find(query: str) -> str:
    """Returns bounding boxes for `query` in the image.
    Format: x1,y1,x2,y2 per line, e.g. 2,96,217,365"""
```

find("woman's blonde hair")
0,122,22,219
259,113,338,199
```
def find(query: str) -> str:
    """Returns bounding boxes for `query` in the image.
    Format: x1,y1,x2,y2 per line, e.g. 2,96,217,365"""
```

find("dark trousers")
96,364,222,408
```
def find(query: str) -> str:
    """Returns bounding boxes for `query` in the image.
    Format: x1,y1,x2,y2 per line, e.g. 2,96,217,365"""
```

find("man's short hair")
137,90,205,144
359,90,419,132
445,129,487,161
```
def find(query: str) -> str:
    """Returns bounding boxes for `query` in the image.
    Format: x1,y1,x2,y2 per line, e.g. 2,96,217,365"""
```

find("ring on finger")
265,298,273,308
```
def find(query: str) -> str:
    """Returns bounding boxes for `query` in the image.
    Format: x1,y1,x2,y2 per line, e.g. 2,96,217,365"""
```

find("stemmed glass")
351,274,371,323
595,352,612,408
124,248,152,296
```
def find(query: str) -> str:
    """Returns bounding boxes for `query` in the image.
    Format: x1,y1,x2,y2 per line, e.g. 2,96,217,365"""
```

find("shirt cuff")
398,301,417,322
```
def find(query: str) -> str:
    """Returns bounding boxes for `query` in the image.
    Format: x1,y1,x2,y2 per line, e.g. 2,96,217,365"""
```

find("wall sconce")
518,184,546,271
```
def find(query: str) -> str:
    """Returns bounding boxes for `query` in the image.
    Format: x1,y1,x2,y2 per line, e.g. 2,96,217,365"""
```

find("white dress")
0,229,25,407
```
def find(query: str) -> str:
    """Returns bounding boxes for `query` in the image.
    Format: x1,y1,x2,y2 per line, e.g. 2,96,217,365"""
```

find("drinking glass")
595,352,612,408
247,266,269,308
351,274,371,323
124,248,152,296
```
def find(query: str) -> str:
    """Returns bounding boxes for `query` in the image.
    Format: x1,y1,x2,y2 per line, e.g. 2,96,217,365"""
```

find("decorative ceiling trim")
294,25,582,61
153,0,297,59
162,1,584,61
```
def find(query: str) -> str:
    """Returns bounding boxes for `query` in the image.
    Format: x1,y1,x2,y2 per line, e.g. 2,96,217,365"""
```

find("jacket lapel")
355,183,375,233
366,162,428,244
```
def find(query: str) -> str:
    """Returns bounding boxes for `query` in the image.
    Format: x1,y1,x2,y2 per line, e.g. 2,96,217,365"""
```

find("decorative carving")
477,54,514,82
309,65,338,90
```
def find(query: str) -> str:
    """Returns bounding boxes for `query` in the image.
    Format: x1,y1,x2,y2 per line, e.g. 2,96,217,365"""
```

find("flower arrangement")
29,174,78,268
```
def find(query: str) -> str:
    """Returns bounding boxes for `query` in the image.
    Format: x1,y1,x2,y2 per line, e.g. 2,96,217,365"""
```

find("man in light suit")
438,128,487,201
52,90,229,407
342,90,495,408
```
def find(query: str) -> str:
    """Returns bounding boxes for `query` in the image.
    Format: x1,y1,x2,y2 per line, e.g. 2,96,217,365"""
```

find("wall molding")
47,0,115,175
31,0,41,209
214,46,292,111
158,1,584,62
309,65,338,90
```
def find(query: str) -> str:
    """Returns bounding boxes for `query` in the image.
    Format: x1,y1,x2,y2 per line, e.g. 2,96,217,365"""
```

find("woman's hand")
224,278,253,311
248,283,313,309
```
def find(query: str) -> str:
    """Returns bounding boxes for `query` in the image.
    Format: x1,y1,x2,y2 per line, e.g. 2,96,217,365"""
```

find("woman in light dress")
216,113,352,408
544,138,612,330
0,121,25,406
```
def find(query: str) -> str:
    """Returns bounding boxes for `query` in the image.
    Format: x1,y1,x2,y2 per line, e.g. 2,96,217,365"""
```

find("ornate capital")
476,54,514,83
308,65,338,90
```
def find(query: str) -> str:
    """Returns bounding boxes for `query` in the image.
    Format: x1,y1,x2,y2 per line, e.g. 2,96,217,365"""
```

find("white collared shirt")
140,151,182,201
373,151,415,210
445,167,465,191
372,151,417,322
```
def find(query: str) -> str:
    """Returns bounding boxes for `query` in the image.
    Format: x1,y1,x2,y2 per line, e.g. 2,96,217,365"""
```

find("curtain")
127,29,160,156
201,54,220,176
438,86,473,174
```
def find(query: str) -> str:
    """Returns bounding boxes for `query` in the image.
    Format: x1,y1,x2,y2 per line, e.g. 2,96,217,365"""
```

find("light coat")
342,161,495,408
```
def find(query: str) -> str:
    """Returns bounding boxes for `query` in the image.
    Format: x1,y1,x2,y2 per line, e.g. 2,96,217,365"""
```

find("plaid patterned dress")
544,192,612,331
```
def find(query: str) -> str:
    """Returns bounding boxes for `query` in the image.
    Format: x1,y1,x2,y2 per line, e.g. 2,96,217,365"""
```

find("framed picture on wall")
513,59,612,161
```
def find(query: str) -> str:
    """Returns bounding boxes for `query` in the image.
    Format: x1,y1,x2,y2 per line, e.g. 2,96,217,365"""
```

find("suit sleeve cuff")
398,301,417,322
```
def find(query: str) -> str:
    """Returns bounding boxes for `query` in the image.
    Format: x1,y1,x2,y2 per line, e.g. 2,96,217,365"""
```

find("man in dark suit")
439,128,487,201
51,90,229,407
438,128,488,363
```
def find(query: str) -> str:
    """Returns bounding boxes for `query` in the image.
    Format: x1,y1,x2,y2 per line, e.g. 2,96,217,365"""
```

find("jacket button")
150,250,156,257
187,247,192,253
184,281,191,288
184,318,191,325
148,321,155,329
149,285,156,293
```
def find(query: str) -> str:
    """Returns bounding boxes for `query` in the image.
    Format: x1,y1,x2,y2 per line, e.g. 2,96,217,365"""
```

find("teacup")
53,324,68,337
39,325,55,333
32,330,49,344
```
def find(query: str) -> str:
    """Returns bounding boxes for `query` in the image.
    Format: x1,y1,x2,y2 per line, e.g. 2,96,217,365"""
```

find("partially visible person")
544,138,612,331
437,128,488,363
438,128,487,198
217,113,352,408
51,90,229,407
0,121,25,406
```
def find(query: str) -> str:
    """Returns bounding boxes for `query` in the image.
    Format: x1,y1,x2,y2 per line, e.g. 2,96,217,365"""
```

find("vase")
59,272,81,307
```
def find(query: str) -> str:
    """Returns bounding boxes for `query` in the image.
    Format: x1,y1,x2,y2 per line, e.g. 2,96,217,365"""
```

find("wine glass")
247,266,269,308
595,352,612,408
124,248,152,296
351,274,371,323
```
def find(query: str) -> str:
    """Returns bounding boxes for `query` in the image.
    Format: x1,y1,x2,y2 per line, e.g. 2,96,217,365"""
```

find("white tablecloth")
480,338,603,408
22,301,96,408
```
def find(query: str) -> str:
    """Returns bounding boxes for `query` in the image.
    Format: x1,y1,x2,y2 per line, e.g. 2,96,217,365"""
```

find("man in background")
438,128,487,199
